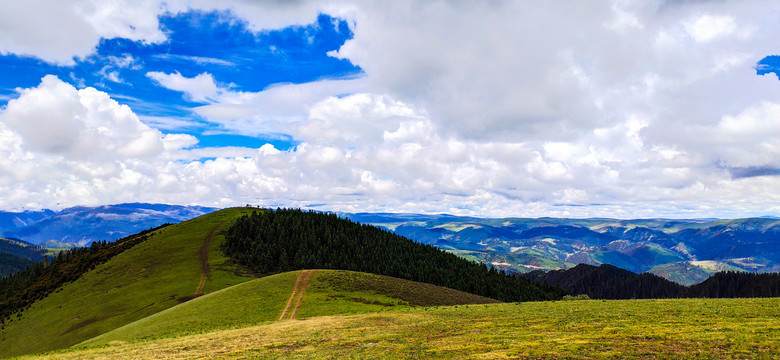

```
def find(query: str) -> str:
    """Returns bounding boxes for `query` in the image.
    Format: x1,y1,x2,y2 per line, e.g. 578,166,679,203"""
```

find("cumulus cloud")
2,75,164,159
0,0,166,64
1,1,780,218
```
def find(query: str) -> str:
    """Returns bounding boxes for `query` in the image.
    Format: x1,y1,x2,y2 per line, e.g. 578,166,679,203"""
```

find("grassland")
79,270,497,347
0,208,256,358
20,297,780,359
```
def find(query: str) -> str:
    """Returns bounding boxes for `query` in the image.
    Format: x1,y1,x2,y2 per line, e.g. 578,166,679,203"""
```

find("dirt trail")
279,270,315,320
194,226,217,295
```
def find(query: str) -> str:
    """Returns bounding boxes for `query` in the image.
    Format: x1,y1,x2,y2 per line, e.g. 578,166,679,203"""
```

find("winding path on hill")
194,226,217,295
279,270,315,320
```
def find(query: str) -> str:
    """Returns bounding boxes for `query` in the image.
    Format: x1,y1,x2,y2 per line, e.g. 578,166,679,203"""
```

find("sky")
0,0,779,219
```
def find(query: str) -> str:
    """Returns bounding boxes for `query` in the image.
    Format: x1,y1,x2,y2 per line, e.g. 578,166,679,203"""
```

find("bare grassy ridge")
21,298,780,359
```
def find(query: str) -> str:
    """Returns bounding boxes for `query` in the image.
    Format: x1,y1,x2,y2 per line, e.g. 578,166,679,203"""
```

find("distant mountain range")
346,213,780,286
1,205,778,286
0,203,216,247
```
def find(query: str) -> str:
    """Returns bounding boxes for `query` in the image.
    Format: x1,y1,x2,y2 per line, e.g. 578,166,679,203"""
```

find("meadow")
21,297,780,359
0,208,256,358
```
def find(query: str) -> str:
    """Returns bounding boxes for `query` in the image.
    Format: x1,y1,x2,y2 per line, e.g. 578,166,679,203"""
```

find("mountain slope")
0,253,35,278
0,237,47,261
526,264,780,299
225,209,564,302
525,264,685,299
0,237,51,278
0,208,254,358
0,208,518,358
81,269,497,347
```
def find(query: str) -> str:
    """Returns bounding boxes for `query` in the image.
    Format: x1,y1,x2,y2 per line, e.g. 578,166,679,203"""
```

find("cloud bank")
0,0,779,218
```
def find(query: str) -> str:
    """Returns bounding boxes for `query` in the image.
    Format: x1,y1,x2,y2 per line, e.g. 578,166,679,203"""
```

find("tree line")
223,208,565,302
0,224,169,325
525,264,780,299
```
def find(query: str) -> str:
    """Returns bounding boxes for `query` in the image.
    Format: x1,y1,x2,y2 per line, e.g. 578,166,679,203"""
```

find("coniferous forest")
223,208,565,302
525,264,780,299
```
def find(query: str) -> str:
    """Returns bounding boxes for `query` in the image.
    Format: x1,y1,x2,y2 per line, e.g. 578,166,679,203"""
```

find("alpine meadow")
1,1,780,359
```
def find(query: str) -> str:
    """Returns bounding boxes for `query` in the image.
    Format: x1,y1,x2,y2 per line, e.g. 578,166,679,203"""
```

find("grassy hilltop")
0,208,257,357
2,208,779,359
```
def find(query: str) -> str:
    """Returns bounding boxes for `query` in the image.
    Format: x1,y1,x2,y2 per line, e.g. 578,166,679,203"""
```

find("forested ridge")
224,209,565,302
0,253,36,279
0,224,170,325
526,264,780,299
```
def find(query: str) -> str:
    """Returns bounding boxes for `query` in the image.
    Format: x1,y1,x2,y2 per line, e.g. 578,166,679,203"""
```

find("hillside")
0,253,35,278
0,208,255,358
0,237,48,277
526,264,780,299
27,298,780,359
82,269,497,347
225,209,564,302
524,264,685,299
0,208,526,358
347,213,780,285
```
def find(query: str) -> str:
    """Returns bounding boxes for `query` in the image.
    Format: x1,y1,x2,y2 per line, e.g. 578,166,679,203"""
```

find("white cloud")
685,15,738,42
1,75,164,159
2,2,780,218
0,0,165,65
147,71,221,103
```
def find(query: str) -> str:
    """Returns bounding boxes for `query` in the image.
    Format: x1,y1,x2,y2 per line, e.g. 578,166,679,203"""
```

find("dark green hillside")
0,253,35,278
224,209,564,302
688,271,780,298
527,264,780,299
526,264,685,299
0,237,47,261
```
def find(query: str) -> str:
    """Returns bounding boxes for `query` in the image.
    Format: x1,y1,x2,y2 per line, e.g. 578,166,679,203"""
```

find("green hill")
23,298,780,359
0,208,510,358
224,209,564,302
81,269,497,347
0,208,256,358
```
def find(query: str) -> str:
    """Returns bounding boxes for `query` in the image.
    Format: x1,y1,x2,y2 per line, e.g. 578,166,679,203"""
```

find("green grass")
79,271,300,346
0,208,256,358
78,270,497,347
20,297,780,359
296,270,498,319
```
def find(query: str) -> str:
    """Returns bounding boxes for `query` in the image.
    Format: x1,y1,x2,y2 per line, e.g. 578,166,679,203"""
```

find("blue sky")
0,11,359,152
0,1,779,218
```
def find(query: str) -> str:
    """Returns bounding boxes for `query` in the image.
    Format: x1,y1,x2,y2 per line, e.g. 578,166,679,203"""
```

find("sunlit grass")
23,297,780,359
0,208,256,358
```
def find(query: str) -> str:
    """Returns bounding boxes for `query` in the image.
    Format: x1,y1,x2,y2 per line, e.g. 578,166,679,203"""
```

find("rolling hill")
525,263,780,299
0,208,527,358
0,208,254,358
81,269,497,347
347,213,780,285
